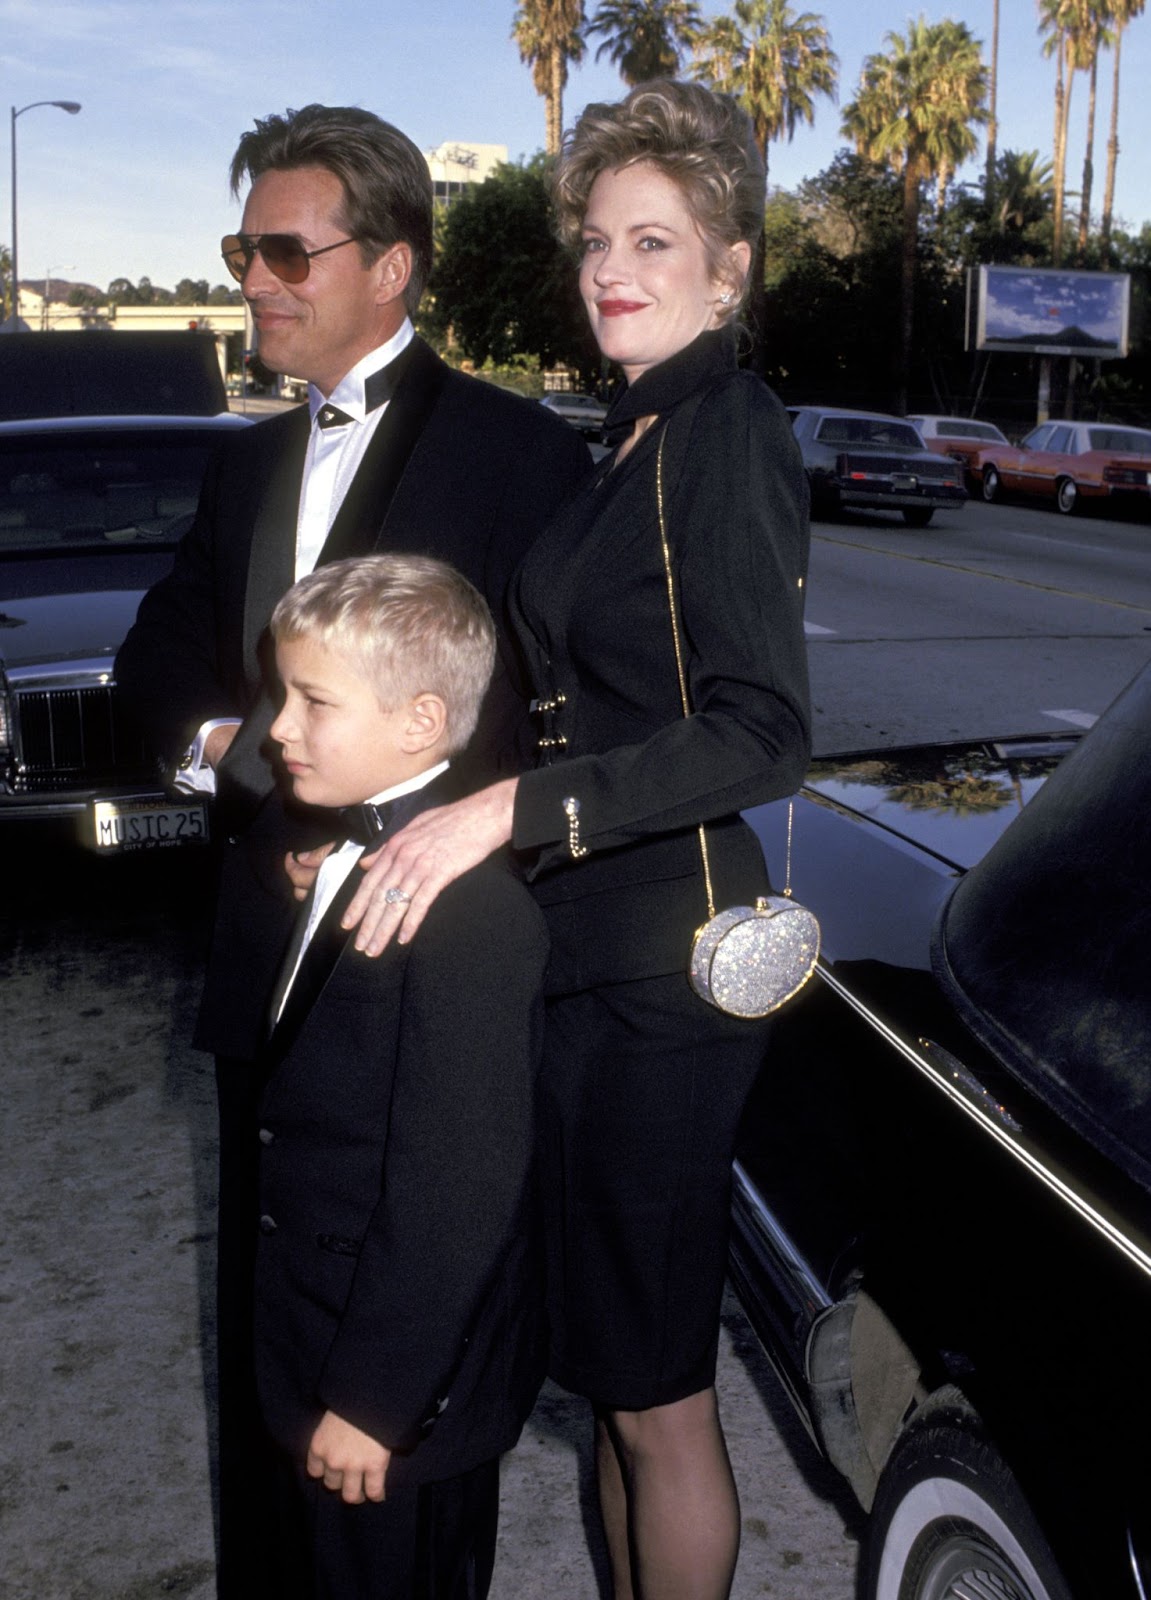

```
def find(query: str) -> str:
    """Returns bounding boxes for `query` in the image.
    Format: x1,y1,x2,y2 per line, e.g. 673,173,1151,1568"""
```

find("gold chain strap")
654,426,796,909
655,426,717,920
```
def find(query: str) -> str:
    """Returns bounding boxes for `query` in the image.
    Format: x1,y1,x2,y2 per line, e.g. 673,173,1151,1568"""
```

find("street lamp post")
8,99,82,328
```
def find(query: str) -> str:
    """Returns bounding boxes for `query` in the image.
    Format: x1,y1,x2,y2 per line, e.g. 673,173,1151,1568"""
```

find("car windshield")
816,417,922,449
0,434,215,552
936,421,1004,441
1086,427,1151,455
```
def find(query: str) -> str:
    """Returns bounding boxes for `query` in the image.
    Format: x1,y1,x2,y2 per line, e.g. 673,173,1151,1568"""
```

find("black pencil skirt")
538,971,772,1411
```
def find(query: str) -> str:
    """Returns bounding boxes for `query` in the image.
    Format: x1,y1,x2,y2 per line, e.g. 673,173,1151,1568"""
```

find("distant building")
423,141,507,208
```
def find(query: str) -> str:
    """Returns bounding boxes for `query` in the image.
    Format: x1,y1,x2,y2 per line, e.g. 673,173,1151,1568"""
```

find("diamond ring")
384,887,412,905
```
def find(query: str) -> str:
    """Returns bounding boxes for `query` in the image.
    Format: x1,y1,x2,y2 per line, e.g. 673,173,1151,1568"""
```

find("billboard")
967,265,1130,358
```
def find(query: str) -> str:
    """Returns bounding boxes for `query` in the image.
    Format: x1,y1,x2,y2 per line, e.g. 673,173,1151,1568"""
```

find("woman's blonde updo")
551,79,765,323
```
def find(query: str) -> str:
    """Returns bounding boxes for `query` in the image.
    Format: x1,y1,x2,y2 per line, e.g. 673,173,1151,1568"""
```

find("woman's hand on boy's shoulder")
307,1409,391,1503
343,779,519,957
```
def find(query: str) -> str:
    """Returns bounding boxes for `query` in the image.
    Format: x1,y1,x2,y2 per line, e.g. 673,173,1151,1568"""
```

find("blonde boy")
255,553,548,1599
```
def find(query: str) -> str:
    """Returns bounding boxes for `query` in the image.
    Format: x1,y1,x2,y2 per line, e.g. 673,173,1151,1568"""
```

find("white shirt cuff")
173,718,241,795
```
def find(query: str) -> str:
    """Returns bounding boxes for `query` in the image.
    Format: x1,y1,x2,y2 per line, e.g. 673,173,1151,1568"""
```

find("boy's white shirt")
275,759,449,1022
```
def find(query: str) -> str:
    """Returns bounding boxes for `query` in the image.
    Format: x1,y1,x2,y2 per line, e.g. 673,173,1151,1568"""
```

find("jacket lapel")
317,337,450,567
263,771,462,1062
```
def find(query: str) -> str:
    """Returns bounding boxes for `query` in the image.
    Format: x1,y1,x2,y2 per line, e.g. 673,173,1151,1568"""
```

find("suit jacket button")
258,1127,274,1145
259,1214,277,1234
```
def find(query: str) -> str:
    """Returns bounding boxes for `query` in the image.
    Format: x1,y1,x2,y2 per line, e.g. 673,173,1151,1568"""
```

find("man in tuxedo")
252,553,548,1598
114,103,588,1596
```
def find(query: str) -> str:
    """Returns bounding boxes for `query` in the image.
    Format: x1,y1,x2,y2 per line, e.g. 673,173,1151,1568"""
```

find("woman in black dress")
346,80,811,1599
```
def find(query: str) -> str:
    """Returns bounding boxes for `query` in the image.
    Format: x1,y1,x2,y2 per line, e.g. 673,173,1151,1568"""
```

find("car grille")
12,683,152,792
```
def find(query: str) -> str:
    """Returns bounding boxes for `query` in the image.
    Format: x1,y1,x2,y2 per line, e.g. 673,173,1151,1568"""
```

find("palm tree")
585,0,703,83
993,149,1054,233
985,0,1000,198
691,0,838,184
1037,0,1071,263
1038,0,1109,261
691,0,837,372
1101,0,1146,253
513,0,587,156
841,17,987,412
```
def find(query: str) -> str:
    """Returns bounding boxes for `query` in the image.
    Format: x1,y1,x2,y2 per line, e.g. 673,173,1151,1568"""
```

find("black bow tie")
315,359,403,430
335,798,396,847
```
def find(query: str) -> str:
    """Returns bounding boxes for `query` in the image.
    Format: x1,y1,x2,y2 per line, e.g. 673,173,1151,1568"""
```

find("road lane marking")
1042,709,1099,728
811,531,1151,615
804,620,836,635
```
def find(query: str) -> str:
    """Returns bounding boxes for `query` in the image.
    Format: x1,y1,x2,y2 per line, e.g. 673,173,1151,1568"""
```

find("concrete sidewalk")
0,847,859,1599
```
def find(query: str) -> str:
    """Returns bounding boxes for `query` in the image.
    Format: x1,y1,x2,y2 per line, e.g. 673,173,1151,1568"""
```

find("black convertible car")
735,662,1151,1600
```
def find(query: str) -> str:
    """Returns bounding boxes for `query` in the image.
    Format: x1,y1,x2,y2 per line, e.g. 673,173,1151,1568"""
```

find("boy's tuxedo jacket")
253,782,550,1491
115,336,590,1060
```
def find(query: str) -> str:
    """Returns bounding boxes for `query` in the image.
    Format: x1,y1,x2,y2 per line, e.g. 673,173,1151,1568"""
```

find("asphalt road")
3,490,1148,1599
805,495,1151,754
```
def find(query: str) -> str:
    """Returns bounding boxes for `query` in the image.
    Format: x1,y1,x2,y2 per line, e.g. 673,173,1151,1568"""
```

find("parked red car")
971,420,1151,515
907,415,1010,489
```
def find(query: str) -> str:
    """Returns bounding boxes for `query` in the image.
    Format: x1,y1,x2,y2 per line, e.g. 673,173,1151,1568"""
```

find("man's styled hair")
551,79,764,322
230,104,434,312
270,554,495,756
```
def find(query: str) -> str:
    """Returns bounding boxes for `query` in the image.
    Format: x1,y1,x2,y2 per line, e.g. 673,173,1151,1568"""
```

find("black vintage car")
734,662,1151,1600
789,406,967,527
0,412,252,848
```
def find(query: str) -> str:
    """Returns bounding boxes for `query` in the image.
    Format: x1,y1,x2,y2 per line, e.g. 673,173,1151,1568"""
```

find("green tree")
107,277,140,305
1038,0,1111,261
691,0,837,371
985,0,1000,197
67,285,106,309
174,277,210,305
585,0,702,82
426,158,599,379
1101,0,1146,253
841,15,987,411
691,0,837,185
513,0,586,155
1,243,11,321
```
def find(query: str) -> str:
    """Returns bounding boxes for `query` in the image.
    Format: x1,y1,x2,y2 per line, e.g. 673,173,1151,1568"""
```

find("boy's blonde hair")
270,553,496,755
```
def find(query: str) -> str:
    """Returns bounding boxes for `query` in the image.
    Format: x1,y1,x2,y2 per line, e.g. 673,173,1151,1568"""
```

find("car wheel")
902,507,934,528
982,465,1001,503
1055,477,1079,515
864,1390,1073,1600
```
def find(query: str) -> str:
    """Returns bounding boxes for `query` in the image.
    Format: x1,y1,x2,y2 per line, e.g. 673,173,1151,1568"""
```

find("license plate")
90,797,210,852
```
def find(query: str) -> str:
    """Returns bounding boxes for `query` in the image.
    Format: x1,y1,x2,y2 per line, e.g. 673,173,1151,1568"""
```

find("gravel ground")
0,844,860,1599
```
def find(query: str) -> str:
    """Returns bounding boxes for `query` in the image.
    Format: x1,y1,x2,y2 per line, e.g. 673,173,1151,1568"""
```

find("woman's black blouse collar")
602,326,737,445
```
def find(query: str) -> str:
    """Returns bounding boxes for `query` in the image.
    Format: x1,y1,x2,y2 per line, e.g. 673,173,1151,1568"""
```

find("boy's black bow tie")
315,361,402,429
336,798,396,847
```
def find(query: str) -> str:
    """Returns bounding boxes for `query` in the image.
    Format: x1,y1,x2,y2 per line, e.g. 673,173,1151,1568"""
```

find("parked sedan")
0,412,253,848
972,419,1151,515
539,390,608,437
907,414,1010,487
733,663,1151,1599
789,406,966,527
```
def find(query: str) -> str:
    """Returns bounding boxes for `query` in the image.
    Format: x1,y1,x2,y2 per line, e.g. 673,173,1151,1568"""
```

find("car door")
993,424,1047,492
1022,423,1076,499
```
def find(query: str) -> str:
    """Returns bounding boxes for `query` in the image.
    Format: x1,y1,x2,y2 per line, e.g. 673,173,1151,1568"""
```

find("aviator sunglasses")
220,232,360,285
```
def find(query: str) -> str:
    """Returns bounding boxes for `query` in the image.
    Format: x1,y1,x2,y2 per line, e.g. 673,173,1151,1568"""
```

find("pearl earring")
720,291,733,305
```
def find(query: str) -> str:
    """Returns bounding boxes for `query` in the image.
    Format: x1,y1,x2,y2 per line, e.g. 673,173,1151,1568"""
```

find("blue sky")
3,0,1149,295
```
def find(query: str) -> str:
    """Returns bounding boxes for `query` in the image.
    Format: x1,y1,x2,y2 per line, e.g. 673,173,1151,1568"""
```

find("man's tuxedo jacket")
255,838,550,1490
116,337,590,1058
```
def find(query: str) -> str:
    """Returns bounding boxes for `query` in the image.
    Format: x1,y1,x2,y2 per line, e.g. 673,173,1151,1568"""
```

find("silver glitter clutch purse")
655,428,820,1019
